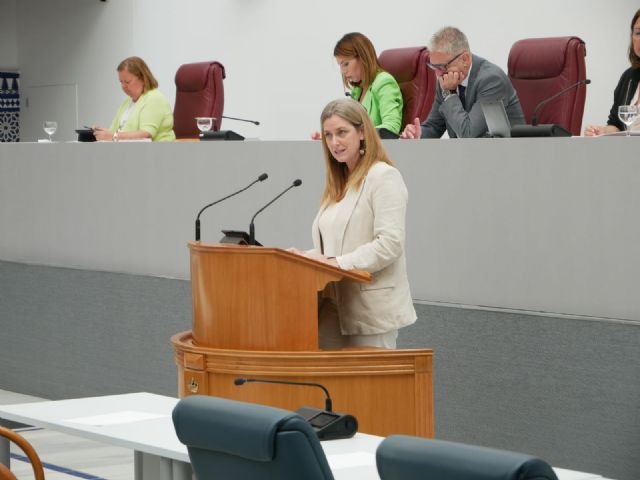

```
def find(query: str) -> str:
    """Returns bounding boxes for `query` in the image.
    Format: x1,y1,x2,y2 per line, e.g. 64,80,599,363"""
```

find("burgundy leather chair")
508,37,587,135
378,46,435,129
173,61,225,139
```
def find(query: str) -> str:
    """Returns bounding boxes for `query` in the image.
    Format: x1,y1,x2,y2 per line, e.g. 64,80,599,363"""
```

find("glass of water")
43,121,58,142
618,105,638,137
195,117,214,133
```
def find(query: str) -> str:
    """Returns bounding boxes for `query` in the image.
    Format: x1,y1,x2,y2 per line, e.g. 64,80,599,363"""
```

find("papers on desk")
597,130,640,137
326,452,376,470
64,410,169,426
553,467,606,480
96,138,152,142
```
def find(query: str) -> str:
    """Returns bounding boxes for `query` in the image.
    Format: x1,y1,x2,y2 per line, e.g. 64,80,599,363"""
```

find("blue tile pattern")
0,72,20,142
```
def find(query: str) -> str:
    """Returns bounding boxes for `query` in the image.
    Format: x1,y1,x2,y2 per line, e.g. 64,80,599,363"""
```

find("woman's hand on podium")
286,248,339,267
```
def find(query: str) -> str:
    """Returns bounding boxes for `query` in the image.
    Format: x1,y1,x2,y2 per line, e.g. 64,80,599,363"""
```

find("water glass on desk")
618,105,638,136
43,121,57,142
195,117,214,133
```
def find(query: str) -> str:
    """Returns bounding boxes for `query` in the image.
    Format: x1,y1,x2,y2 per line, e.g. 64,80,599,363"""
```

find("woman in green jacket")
93,56,175,142
334,32,404,135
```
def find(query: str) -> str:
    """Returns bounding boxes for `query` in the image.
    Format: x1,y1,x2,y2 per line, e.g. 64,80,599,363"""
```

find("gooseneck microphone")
248,179,302,245
234,377,332,412
234,376,358,440
221,115,260,126
194,173,268,241
531,79,591,126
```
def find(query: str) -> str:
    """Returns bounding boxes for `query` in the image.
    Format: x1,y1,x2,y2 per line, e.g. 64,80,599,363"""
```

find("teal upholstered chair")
376,435,558,480
172,395,334,480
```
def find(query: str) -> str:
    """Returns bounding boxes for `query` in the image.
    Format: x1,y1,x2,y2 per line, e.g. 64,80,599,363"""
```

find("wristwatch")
442,88,458,101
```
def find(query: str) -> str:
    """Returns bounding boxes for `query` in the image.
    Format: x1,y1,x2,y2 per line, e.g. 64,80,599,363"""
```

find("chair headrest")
379,47,427,82
175,62,224,92
377,435,558,480
172,395,311,462
508,36,583,79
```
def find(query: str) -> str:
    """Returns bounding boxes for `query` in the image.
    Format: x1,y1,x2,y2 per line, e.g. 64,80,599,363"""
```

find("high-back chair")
508,37,587,135
0,426,45,480
378,46,436,128
172,395,334,480
376,435,558,480
173,61,226,139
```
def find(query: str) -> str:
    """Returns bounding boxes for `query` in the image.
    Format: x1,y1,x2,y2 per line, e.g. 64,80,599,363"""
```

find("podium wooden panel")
172,242,434,437
189,242,370,351
172,332,434,437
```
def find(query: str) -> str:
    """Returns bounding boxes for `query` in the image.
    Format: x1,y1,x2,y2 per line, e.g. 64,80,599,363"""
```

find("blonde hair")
117,56,158,93
320,98,394,205
334,32,384,94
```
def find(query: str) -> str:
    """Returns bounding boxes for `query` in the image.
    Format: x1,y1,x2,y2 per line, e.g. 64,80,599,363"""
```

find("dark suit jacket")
606,67,640,131
420,54,524,138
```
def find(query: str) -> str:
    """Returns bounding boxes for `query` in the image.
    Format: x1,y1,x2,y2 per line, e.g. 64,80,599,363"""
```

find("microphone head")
258,173,268,181
584,79,591,85
234,378,247,386
293,179,302,187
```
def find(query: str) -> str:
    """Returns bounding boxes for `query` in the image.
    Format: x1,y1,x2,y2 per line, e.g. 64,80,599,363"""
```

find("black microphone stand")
511,79,590,137
194,173,268,241
249,179,302,245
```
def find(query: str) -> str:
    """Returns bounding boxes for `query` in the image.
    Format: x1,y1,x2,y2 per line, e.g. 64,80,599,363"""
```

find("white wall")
0,0,18,70
15,0,634,140
16,0,133,140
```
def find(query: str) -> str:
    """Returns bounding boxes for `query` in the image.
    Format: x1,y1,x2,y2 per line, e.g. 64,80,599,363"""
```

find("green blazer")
110,89,176,142
351,71,403,134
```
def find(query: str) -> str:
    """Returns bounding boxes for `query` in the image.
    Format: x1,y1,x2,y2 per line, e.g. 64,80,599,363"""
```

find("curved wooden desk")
172,242,434,437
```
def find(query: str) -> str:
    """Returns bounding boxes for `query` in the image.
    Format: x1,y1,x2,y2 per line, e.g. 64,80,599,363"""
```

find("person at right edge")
401,26,524,139
584,8,640,136
292,98,416,349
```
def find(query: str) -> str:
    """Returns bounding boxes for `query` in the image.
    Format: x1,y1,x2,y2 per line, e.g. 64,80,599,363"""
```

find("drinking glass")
618,105,638,137
43,121,58,142
195,117,214,133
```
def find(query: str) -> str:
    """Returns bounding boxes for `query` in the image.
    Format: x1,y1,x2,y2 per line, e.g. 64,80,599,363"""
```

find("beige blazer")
311,162,417,335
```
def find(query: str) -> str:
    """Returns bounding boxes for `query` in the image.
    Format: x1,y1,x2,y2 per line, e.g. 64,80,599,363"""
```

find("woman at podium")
301,98,416,349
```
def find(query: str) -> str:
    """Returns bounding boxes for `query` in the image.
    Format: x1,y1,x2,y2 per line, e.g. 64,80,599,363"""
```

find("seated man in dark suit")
401,26,524,139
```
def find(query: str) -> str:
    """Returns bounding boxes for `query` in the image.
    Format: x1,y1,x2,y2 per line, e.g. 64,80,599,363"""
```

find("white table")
0,393,610,480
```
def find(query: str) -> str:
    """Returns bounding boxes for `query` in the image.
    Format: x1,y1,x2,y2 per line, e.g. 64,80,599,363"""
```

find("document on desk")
326,452,376,470
553,467,605,480
64,410,169,426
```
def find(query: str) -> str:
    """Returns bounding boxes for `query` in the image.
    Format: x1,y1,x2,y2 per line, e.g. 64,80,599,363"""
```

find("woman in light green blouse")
94,56,175,142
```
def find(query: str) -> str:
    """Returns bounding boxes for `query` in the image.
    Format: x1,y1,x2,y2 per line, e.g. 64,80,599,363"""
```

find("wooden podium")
171,242,434,437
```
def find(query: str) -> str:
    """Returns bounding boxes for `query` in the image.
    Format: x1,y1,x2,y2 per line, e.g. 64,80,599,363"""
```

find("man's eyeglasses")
427,51,465,72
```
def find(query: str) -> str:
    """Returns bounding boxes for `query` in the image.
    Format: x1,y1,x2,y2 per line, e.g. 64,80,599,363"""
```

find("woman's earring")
359,139,365,155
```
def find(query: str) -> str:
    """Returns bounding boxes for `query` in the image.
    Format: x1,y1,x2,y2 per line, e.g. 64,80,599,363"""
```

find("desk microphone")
511,79,590,137
200,116,260,141
234,377,358,440
194,173,268,241
221,115,260,126
531,79,591,126
248,179,302,245
234,378,332,411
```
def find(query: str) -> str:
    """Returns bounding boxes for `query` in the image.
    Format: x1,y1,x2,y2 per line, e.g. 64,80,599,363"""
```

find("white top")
118,100,136,131
318,196,348,269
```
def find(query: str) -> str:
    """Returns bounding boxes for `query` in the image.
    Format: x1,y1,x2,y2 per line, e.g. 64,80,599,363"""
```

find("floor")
0,389,134,480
